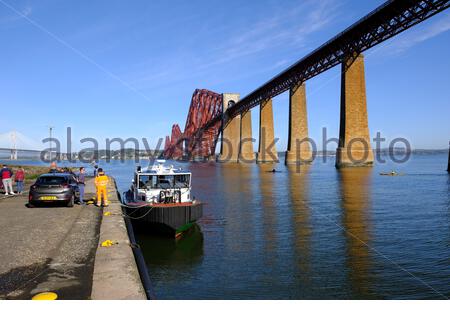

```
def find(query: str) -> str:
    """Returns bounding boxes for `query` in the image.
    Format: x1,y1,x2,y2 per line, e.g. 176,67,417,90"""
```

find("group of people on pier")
1,162,110,207
0,164,25,196
48,162,110,207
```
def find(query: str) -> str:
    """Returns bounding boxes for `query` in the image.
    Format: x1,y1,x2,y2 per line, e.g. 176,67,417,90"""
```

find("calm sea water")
6,154,450,299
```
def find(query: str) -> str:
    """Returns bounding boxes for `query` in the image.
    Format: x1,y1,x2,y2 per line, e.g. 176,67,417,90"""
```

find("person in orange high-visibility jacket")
94,168,109,207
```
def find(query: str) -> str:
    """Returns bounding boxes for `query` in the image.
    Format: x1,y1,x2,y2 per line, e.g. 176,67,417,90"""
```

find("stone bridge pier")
256,99,278,163
239,109,256,162
218,93,256,163
219,55,374,168
285,83,312,165
336,54,374,168
218,93,241,163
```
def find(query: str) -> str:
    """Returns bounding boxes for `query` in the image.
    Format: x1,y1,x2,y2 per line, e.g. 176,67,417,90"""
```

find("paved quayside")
0,178,145,300
91,178,146,299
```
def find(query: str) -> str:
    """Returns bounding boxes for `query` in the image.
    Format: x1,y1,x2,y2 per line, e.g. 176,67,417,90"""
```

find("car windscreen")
37,176,68,185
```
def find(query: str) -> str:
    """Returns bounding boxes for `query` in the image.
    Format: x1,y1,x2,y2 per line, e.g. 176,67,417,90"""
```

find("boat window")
137,175,189,189
138,175,157,189
174,174,190,188
156,175,174,189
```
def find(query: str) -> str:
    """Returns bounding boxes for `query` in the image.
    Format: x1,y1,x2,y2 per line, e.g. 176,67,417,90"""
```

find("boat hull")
124,202,203,237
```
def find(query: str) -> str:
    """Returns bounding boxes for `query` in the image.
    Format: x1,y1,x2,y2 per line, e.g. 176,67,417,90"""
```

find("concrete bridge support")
10,149,18,160
285,83,312,165
239,110,256,162
257,99,279,163
336,54,374,168
218,93,241,163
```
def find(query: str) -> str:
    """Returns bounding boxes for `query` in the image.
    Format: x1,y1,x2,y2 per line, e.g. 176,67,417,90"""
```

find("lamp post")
48,126,54,161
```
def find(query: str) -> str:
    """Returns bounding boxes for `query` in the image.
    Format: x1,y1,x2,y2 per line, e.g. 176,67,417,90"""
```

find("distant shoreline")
0,148,447,162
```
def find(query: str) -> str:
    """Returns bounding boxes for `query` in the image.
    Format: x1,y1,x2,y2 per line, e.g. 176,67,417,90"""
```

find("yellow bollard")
32,292,58,300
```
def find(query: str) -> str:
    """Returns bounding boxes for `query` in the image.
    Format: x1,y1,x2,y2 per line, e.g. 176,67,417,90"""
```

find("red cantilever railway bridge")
163,0,450,161
163,89,222,160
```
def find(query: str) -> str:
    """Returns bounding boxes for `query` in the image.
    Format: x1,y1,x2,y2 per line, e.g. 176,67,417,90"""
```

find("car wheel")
67,196,74,207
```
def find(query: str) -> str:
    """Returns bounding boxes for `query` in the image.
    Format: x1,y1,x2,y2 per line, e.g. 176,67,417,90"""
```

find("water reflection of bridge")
339,168,374,298
288,166,375,298
216,162,376,298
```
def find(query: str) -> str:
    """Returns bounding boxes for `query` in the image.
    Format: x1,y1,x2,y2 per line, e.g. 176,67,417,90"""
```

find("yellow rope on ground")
101,240,118,247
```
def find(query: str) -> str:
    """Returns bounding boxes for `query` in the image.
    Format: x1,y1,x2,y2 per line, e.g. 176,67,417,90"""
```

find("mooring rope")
121,206,155,220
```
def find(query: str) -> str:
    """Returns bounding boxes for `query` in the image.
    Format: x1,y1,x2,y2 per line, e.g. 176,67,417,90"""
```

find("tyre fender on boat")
159,190,166,203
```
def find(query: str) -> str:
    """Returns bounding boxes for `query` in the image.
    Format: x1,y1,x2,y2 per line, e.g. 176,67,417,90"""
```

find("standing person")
0,165,15,195
49,161,58,173
15,166,25,194
93,165,99,177
77,167,86,205
94,168,109,207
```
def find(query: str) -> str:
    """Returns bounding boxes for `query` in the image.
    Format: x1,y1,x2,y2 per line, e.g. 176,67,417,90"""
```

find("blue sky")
0,0,449,151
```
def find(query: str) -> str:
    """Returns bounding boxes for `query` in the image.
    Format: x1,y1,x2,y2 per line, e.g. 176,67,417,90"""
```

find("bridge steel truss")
163,124,183,159
163,89,223,160
203,0,449,129
184,89,223,159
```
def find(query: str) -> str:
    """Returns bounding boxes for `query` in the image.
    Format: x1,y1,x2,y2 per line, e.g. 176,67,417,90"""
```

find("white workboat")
123,160,203,237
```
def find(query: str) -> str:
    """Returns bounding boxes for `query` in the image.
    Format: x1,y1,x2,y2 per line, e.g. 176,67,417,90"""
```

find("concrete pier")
257,99,279,163
91,178,146,300
0,180,101,299
285,83,313,165
0,177,145,300
239,110,256,162
218,93,241,163
336,54,374,168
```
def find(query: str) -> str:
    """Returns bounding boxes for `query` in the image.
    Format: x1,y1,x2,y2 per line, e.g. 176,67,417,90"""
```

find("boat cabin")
131,161,192,204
